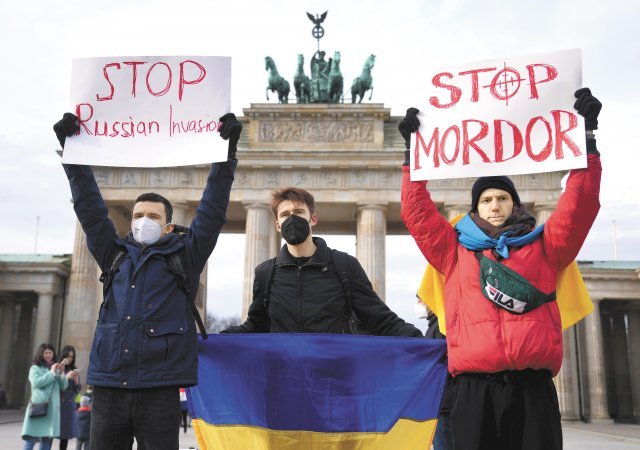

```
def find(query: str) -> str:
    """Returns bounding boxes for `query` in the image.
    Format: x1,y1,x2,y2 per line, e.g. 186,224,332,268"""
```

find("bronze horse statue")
351,54,375,103
265,56,290,104
293,54,311,104
328,51,343,103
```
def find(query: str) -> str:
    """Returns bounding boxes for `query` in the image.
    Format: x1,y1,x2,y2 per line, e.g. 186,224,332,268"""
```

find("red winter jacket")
401,155,601,376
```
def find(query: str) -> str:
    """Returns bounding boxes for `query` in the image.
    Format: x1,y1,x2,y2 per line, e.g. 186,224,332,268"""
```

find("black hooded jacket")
224,237,422,336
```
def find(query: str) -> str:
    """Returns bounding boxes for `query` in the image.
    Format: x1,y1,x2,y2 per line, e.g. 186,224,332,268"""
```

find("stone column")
555,327,581,420
0,300,15,385
270,225,281,259
32,291,54,353
11,302,34,406
611,308,634,418
356,204,387,299
242,204,272,318
535,205,555,224
171,203,191,229
61,221,100,379
626,306,640,419
583,298,613,422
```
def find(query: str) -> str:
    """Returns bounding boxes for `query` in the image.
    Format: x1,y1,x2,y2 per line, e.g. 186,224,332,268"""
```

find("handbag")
29,401,49,418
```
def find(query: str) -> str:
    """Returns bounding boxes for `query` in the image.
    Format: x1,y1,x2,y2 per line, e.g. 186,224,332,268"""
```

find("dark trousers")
449,370,562,450
90,386,180,450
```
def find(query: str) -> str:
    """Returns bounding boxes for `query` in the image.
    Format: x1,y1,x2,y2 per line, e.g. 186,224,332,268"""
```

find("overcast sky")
1,0,638,330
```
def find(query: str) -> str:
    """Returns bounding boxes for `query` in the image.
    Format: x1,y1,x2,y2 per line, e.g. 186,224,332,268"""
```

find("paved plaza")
1,409,639,449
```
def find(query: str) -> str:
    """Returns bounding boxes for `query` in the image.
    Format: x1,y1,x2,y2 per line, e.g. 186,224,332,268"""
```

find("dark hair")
134,193,173,223
33,343,56,367
59,345,77,371
270,188,316,218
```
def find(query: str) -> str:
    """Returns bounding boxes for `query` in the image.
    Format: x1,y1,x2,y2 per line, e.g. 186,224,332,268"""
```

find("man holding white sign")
399,81,602,450
53,107,241,450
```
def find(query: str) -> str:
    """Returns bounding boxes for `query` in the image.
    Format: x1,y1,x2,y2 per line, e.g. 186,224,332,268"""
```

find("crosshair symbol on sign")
312,25,325,39
483,62,526,107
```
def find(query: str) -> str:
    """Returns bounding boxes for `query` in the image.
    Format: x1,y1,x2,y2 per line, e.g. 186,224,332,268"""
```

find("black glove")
53,113,80,149
398,107,420,165
574,88,601,131
218,113,243,160
574,88,602,156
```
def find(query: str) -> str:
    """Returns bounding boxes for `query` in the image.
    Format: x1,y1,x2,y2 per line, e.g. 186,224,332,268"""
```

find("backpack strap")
166,251,208,340
255,258,277,332
328,250,367,334
98,248,127,309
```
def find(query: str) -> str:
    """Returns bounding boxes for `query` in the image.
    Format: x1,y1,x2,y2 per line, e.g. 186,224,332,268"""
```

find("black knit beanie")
470,176,521,212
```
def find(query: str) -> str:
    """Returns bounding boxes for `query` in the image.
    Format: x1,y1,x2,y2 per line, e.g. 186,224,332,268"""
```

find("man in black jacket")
224,187,422,336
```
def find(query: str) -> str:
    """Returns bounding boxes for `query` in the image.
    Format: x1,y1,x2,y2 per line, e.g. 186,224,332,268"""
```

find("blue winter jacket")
63,160,237,388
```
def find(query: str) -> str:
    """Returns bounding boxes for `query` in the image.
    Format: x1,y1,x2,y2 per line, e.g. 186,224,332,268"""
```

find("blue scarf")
455,214,544,259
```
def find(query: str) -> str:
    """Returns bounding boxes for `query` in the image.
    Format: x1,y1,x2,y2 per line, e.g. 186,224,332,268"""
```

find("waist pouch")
476,252,555,314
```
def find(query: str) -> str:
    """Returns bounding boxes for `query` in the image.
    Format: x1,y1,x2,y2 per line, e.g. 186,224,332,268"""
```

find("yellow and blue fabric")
417,214,593,335
188,334,448,450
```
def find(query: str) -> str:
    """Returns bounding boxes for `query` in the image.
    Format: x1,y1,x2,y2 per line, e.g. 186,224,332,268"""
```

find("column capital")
356,203,387,212
243,202,271,211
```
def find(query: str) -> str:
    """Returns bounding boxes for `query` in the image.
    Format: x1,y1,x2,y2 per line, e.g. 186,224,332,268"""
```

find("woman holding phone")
57,346,80,450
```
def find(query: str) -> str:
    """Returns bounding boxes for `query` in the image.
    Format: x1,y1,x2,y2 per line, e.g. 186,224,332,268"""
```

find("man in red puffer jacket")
399,88,602,450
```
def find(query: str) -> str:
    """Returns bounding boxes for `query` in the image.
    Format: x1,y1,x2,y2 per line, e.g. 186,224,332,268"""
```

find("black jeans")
90,386,180,450
449,370,562,450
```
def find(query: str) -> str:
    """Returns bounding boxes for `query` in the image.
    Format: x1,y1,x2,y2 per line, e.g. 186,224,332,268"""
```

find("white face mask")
132,217,167,246
414,300,429,319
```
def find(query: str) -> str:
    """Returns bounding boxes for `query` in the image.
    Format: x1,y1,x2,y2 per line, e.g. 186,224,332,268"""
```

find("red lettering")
96,63,121,101
526,64,558,100
146,62,172,97
494,119,523,162
440,126,460,165
552,110,580,158
429,73,462,109
525,116,553,162
123,61,146,97
179,60,207,101
489,67,522,105
75,103,94,135
414,129,440,170
458,67,496,102
462,120,490,165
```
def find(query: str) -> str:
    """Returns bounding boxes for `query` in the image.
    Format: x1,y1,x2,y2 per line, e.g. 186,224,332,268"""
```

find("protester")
21,343,69,450
75,396,91,450
57,346,80,450
179,388,189,434
224,187,422,336
398,88,602,450
53,111,241,450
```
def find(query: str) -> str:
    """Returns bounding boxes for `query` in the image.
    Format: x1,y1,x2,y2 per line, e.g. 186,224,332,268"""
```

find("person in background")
179,388,189,434
21,343,69,450
76,396,91,450
57,346,80,450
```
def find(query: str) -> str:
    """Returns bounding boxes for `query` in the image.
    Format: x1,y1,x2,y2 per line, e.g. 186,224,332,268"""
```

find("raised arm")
543,89,603,270
183,114,240,274
55,113,119,271
398,108,458,274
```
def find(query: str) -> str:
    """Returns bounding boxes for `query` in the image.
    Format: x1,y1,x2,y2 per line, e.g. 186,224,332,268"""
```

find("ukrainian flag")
188,334,447,450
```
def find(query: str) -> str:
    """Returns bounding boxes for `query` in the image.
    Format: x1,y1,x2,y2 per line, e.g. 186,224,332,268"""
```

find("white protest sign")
62,56,231,167
410,49,585,180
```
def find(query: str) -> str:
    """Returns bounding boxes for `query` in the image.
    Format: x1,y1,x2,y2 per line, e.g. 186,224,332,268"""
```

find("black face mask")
280,214,311,245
